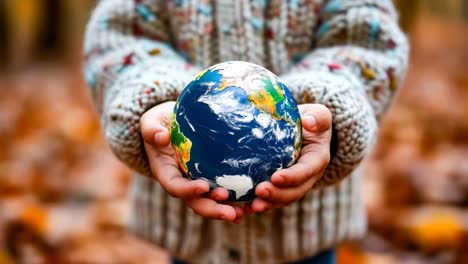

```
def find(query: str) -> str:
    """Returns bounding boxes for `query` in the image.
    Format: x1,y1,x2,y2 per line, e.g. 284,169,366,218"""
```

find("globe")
170,61,302,202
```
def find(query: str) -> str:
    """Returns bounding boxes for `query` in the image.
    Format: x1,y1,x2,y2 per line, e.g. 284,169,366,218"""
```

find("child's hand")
249,104,332,213
140,101,243,224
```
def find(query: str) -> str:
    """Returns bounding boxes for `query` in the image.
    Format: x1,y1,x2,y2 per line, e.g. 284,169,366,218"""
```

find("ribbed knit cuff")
281,69,377,187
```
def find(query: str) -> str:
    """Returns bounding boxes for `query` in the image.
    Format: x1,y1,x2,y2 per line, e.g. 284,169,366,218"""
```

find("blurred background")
0,0,467,263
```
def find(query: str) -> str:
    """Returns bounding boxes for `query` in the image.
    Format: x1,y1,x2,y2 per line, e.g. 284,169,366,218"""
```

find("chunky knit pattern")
84,0,408,263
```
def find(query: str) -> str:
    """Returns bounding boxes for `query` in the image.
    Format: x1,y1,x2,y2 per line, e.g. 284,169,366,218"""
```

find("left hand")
247,104,332,213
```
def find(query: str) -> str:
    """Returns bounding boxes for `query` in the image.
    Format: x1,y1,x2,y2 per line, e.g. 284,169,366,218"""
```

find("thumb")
298,104,332,142
140,101,176,145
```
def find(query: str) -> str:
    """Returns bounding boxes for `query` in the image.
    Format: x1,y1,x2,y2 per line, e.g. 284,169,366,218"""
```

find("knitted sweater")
84,0,408,263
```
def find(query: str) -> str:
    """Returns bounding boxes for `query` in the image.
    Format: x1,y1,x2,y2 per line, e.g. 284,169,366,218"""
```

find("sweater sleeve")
280,0,409,188
84,0,202,176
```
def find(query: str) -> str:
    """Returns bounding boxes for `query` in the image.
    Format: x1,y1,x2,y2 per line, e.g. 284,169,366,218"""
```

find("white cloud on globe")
252,128,264,138
199,81,218,90
273,125,287,140
183,114,196,132
222,157,261,168
194,163,202,173
212,61,250,79
255,113,271,128
198,89,256,127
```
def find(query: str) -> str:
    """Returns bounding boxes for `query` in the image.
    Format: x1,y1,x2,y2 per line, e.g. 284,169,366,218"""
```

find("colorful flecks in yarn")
327,63,343,71
316,22,330,38
387,68,397,91
197,3,212,15
369,17,380,43
362,64,377,80
135,3,156,21
323,0,341,13
148,48,161,56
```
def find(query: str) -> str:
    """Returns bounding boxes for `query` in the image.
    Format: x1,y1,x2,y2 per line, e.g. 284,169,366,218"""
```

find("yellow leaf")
408,210,464,249
20,205,48,235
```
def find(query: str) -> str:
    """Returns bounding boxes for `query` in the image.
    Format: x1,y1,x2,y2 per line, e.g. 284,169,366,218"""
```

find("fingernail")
303,115,316,130
221,214,229,221
273,175,285,185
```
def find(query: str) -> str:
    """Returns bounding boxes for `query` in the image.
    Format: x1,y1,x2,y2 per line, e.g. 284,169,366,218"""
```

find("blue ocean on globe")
171,61,302,202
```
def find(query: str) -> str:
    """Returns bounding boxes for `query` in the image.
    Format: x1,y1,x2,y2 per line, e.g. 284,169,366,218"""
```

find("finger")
298,104,332,134
140,101,176,144
256,174,320,205
208,187,230,202
144,138,210,199
251,198,272,213
271,144,330,187
151,159,209,198
185,198,237,221
159,169,209,198
233,206,244,224
222,202,244,223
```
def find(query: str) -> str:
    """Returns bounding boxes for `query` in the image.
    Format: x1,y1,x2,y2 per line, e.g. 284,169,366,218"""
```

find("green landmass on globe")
170,112,192,176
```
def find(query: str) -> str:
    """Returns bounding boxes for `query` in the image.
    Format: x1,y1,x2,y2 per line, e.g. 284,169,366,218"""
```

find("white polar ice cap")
215,175,253,199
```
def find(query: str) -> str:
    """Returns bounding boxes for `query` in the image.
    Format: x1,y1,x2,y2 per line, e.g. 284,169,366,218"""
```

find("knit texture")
84,0,408,263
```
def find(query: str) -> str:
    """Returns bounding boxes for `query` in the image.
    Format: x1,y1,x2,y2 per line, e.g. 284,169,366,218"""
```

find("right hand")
140,101,243,224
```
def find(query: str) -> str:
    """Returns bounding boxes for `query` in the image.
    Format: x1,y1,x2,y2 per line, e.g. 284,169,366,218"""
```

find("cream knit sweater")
84,0,408,263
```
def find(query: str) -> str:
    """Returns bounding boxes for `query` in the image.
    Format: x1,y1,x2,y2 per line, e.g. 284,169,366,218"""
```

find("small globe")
170,61,302,202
